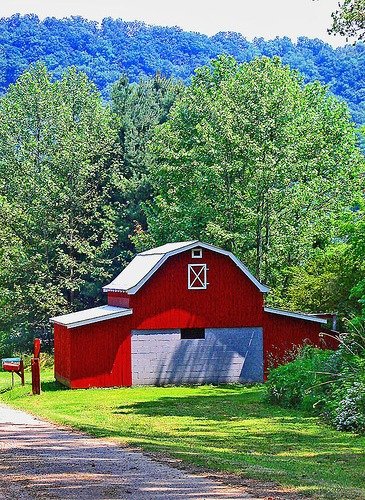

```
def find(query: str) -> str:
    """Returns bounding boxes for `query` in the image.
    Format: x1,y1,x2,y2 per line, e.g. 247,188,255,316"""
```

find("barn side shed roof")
50,305,133,329
264,307,327,324
103,241,270,294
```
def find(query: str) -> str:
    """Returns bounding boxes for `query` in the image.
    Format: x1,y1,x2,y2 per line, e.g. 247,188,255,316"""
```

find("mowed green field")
0,369,364,499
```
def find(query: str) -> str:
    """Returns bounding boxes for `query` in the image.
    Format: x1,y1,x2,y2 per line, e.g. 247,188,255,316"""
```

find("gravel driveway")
0,403,260,499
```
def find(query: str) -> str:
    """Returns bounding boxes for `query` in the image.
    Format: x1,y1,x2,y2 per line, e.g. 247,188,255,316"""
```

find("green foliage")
279,243,363,317
330,0,365,41
0,63,122,354
266,347,339,409
341,201,365,323
144,55,362,288
0,65,183,357
110,73,184,255
275,195,365,324
266,322,365,433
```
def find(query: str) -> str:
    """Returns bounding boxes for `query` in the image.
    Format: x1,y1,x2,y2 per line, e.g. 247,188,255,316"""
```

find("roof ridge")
139,240,199,256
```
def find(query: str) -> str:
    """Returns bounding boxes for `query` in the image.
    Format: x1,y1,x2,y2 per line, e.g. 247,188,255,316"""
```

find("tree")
110,73,184,255
329,0,365,41
0,63,121,352
142,56,363,294
338,199,365,323
282,243,363,318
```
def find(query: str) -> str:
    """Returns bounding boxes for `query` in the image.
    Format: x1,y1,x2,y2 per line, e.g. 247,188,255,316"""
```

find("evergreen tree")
110,73,184,256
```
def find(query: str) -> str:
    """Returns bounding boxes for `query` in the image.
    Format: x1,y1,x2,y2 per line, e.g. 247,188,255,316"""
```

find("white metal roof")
264,307,327,324
140,241,198,255
50,305,133,329
103,241,270,294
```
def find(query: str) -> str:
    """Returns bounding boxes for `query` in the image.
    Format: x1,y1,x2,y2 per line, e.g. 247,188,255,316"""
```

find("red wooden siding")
54,323,71,387
108,292,130,308
55,318,131,389
263,312,332,374
110,248,264,330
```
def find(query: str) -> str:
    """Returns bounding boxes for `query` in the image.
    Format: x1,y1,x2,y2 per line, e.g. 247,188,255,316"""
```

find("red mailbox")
1,357,24,387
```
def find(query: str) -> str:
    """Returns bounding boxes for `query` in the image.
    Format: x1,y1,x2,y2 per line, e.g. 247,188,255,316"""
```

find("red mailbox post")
31,338,41,395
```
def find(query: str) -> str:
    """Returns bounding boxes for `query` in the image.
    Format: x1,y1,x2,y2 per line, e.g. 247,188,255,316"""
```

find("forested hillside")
1,13,365,124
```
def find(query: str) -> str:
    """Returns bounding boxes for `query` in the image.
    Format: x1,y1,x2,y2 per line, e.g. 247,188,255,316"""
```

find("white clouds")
1,0,346,46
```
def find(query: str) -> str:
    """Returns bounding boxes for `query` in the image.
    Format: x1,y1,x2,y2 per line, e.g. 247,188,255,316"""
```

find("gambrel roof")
103,241,270,294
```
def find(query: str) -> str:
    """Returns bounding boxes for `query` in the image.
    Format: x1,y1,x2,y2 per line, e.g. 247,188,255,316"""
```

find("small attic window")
192,248,202,258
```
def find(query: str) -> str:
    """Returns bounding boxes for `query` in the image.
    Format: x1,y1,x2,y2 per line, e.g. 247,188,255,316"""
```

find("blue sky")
0,0,347,46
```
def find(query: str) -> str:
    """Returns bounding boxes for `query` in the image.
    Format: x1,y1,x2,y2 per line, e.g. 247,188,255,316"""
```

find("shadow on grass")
0,385,12,394
111,392,365,497
41,380,68,392
113,388,283,421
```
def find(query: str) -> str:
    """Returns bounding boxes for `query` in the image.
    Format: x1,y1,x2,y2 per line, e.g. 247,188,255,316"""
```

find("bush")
266,325,365,434
331,382,365,433
266,347,339,410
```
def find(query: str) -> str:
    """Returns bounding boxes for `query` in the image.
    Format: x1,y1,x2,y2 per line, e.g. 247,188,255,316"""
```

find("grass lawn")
0,369,364,499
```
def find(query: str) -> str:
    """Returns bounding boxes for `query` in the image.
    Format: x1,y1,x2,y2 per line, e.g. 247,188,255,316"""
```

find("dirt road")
0,403,260,499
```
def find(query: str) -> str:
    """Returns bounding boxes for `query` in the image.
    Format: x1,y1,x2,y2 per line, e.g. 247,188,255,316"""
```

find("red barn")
51,241,334,389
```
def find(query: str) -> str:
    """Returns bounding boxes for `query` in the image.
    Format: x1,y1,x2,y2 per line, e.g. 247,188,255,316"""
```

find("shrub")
331,382,365,433
266,347,338,410
266,324,365,434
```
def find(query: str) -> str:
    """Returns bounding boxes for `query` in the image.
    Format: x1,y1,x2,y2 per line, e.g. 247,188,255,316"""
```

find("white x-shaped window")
188,264,208,289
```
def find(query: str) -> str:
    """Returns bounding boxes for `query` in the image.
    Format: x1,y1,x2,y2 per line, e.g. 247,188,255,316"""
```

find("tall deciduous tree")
0,63,120,351
142,56,363,293
329,0,365,41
